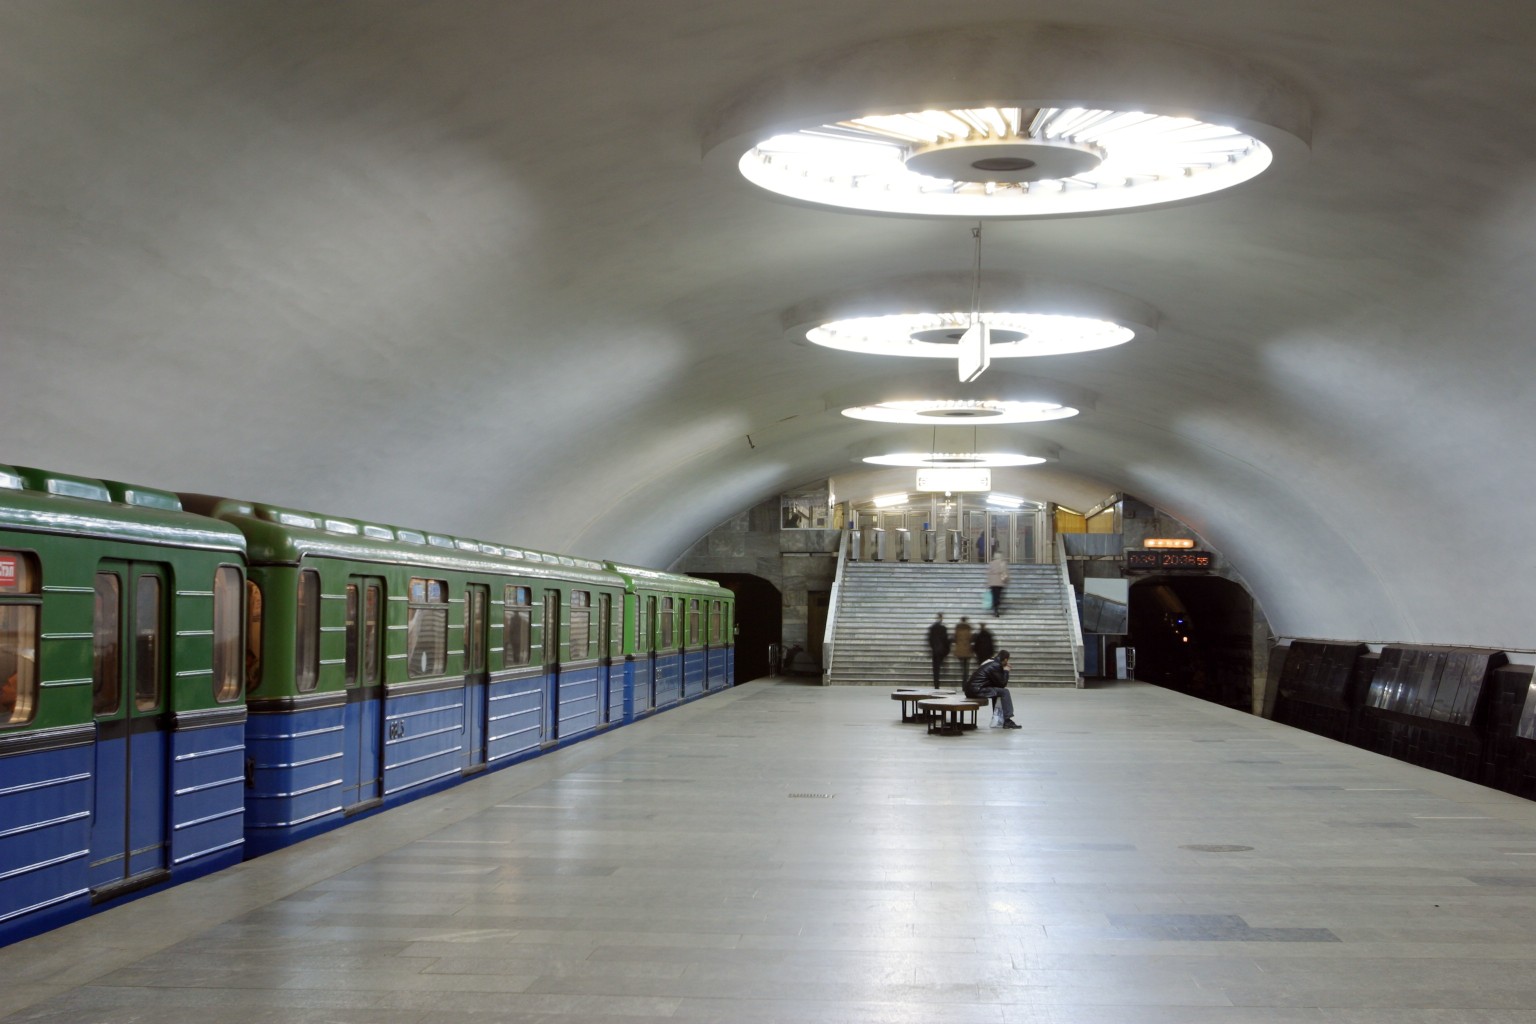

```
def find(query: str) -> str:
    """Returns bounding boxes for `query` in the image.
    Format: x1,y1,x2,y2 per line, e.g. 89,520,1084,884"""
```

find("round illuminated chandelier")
842,399,1077,424
739,105,1276,218
807,310,1133,360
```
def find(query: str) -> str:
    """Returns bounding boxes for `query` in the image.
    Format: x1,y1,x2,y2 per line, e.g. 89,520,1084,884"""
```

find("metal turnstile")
945,529,963,561
869,527,887,561
894,528,911,561
921,529,937,562
848,530,862,561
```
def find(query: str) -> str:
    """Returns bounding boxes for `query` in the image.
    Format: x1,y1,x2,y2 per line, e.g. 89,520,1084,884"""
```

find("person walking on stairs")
926,613,951,687
952,616,974,680
972,622,996,666
986,554,1009,616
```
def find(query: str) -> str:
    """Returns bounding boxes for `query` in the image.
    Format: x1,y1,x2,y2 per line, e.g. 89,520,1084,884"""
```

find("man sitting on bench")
964,649,1021,729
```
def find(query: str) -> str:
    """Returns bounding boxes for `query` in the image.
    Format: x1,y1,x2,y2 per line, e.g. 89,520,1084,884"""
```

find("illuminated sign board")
915,468,991,492
958,322,990,382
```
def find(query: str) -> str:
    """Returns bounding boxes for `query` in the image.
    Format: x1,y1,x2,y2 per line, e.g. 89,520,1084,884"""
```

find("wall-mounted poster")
781,489,830,529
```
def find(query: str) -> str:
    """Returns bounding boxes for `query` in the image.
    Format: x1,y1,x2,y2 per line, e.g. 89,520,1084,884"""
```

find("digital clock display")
1125,549,1213,570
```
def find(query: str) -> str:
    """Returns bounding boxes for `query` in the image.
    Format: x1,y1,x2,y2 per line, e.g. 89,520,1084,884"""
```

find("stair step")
826,561,1080,687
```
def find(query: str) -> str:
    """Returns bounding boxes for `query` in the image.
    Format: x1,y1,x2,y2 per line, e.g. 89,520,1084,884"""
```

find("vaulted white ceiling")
4,1,1535,650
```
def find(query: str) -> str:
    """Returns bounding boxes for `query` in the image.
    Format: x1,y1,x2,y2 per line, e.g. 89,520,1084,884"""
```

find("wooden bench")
917,697,986,735
891,688,953,723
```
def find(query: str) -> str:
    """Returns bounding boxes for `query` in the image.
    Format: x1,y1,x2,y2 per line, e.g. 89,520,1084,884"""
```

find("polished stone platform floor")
6,679,1536,1023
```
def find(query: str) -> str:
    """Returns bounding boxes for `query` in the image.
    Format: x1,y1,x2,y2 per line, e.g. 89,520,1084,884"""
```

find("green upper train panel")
180,495,623,586
605,562,727,597
0,466,245,553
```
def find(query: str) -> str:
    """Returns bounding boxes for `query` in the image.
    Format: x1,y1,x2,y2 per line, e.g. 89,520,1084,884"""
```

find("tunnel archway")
690,573,782,683
1128,576,1254,711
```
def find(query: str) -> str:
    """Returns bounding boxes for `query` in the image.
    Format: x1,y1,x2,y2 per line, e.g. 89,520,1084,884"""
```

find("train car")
607,564,734,719
179,497,626,855
1,468,247,946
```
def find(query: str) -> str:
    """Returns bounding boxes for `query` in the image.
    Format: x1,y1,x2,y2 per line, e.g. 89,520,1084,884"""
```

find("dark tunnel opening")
1128,576,1254,711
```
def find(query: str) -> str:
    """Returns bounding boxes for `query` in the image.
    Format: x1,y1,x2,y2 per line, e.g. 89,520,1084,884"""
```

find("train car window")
0,550,40,726
505,585,531,667
709,601,721,644
688,599,701,646
246,580,264,692
295,569,321,692
344,584,359,684
364,582,382,683
211,566,242,703
344,579,384,686
660,597,675,650
570,591,590,659
407,577,448,677
466,584,488,673
92,572,121,717
542,591,560,667
598,593,611,658
134,574,163,711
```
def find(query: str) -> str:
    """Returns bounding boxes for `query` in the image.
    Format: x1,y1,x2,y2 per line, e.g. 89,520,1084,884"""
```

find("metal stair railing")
820,529,849,686
1055,534,1085,687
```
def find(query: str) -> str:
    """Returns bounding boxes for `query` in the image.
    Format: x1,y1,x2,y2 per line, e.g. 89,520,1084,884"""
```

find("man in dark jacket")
964,649,1020,728
926,613,951,687
972,623,996,665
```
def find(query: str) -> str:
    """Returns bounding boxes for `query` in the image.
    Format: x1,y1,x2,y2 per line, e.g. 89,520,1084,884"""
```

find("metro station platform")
5,680,1536,1024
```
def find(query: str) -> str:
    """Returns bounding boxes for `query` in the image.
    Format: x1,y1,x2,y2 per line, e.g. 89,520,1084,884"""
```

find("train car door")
462,583,489,772
89,563,170,896
643,595,658,711
542,591,560,742
597,592,613,723
343,577,384,812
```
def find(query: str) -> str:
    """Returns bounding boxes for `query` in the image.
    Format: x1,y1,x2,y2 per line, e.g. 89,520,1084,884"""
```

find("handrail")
1055,533,1085,687
820,529,849,685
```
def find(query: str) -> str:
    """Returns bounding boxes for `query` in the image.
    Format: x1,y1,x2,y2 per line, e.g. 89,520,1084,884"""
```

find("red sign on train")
0,555,16,590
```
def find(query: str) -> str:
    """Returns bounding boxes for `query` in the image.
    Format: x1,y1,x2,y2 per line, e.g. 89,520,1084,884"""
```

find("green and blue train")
0,466,734,945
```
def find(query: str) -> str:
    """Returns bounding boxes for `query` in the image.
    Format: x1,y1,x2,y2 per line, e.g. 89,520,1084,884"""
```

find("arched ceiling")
4,1,1536,649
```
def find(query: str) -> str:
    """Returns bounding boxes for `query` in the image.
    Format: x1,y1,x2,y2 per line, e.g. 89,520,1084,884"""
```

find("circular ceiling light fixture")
808,311,1133,359
738,106,1277,218
842,399,1078,424
863,451,1047,468
703,25,1310,220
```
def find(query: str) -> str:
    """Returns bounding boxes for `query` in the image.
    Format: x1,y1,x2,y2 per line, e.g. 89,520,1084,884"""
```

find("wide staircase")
825,561,1081,687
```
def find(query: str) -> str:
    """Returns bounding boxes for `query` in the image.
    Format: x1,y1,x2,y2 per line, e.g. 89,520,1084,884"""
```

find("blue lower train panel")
682,650,706,699
244,705,346,852
0,740,93,944
488,675,544,764
707,647,730,690
655,653,682,708
556,665,601,740
607,663,625,724
169,720,246,871
383,688,466,802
